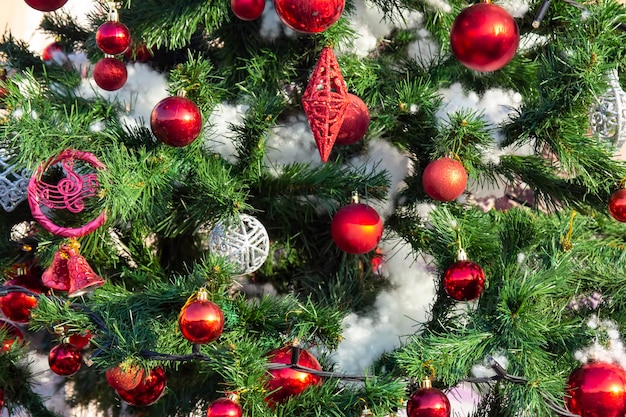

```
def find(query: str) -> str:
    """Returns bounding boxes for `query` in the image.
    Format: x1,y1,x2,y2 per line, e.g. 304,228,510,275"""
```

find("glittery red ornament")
274,0,344,33
96,21,131,55
106,363,146,392
335,93,370,146
407,381,451,417
609,188,626,222
48,343,82,376
93,57,127,91
302,47,349,162
68,331,92,350
331,193,383,255
450,2,519,72
422,157,467,202
116,366,166,407
566,362,626,417
443,250,485,301
178,290,224,344
231,0,266,21
206,396,243,417
42,41,63,61
150,96,203,147
0,265,45,323
0,319,24,351
24,0,68,12
264,345,323,405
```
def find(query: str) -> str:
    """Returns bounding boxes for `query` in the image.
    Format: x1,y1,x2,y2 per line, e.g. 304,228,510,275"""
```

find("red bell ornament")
116,366,166,407
93,57,128,91
609,188,626,222
422,157,467,202
96,21,131,56
106,363,146,391
24,0,68,12
449,2,519,72
178,289,224,344
42,242,105,297
274,0,344,33
331,192,383,255
443,249,485,301
48,343,82,376
566,361,626,417
264,345,323,405
150,95,203,147
0,319,25,351
407,379,451,417
231,0,266,21
206,395,243,417
335,93,370,146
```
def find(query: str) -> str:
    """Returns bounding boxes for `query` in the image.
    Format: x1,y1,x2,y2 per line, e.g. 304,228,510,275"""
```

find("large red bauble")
422,157,467,202
443,260,485,301
450,3,519,72
93,57,127,91
231,0,266,21
566,361,626,417
96,21,132,55
106,363,146,391
48,343,82,376
609,189,626,222
274,0,345,33
265,346,323,405
0,269,46,323
178,297,224,344
335,93,370,146
0,319,24,351
24,0,68,12
331,202,383,254
150,96,203,147
116,366,166,407
206,397,243,417
407,386,451,417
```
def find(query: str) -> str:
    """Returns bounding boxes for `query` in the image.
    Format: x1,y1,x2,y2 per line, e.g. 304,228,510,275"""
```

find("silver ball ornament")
590,69,626,149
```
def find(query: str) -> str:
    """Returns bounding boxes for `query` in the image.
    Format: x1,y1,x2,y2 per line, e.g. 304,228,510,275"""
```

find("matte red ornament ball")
566,362,626,417
48,343,82,376
443,260,485,301
422,157,467,202
407,386,451,417
206,397,243,417
0,319,24,352
609,189,626,222
335,93,370,146
116,366,166,407
231,0,266,21
264,346,323,405
96,21,132,55
450,3,519,72
331,202,383,254
178,294,224,344
150,96,203,147
274,0,345,33
93,57,128,91
106,363,145,391
24,0,68,12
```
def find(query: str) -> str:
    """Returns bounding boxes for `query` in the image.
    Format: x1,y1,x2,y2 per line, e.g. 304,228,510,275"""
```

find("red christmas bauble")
24,0,68,12
0,269,46,323
407,386,451,417
96,21,132,55
67,331,92,350
231,0,266,21
443,260,485,301
106,363,146,391
206,397,243,417
93,57,127,91
0,389,4,409
566,362,626,417
449,3,519,72
609,189,626,222
150,96,203,147
116,366,166,407
422,157,467,202
331,202,383,254
274,0,345,33
124,41,153,62
335,93,370,146
42,41,63,61
265,346,323,405
0,319,24,351
48,343,82,376
178,294,224,344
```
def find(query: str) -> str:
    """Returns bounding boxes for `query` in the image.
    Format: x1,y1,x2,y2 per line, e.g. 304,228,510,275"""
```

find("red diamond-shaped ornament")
302,47,349,162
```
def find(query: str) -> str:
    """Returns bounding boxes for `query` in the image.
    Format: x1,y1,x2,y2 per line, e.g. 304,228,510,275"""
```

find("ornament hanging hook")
560,210,577,252
107,2,121,21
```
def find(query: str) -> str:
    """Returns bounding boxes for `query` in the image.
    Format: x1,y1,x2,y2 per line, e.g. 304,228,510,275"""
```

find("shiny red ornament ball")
48,343,82,376
0,270,46,323
274,0,345,33
67,331,92,350
93,57,127,91
150,96,203,147
231,0,266,21
106,363,146,391
407,386,451,417
24,0,68,12
0,389,4,409
96,21,132,55
335,93,370,146
124,41,153,62
443,260,485,301
264,346,323,405
566,362,626,417
116,366,166,407
178,295,224,344
609,189,626,222
331,202,383,254
42,41,63,61
0,319,24,351
422,157,467,202
206,397,243,417
450,2,519,72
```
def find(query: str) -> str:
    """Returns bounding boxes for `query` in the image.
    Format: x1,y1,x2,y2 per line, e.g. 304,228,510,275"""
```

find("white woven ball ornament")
590,69,626,149
0,152,30,212
208,214,270,275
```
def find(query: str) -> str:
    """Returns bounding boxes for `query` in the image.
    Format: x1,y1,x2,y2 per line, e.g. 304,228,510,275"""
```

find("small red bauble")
0,269,46,323
96,21,132,55
24,0,68,12
0,319,24,351
0,389,4,409
106,363,146,391
231,0,266,21
443,251,485,301
150,96,203,147
609,188,626,222
274,0,345,33
178,290,224,344
116,366,166,407
67,331,92,350
42,41,63,61
407,382,451,417
331,195,383,255
566,362,626,417
93,57,127,91
206,396,243,417
265,346,323,405
422,157,467,202
124,41,153,62
449,2,519,72
335,93,370,146
48,343,82,376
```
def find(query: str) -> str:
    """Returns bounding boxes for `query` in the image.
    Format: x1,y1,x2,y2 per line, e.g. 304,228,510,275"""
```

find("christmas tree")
2,0,626,415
